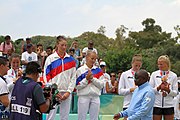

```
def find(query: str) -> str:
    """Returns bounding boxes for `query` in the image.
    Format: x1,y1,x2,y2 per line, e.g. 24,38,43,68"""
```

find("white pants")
78,96,100,120
46,93,72,120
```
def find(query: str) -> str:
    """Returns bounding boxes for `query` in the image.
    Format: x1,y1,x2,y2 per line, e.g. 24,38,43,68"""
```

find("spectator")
36,44,47,67
106,72,118,94
0,57,10,119
173,80,180,120
0,35,15,58
118,54,142,120
82,40,98,55
41,46,53,70
69,40,83,68
5,53,22,94
21,43,38,72
114,69,155,120
99,61,110,94
44,35,76,120
149,55,178,120
76,51,104,120
21,38,34,53
10,62,51,120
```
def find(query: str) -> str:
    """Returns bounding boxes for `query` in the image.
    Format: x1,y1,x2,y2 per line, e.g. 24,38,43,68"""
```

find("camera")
43,83,61,113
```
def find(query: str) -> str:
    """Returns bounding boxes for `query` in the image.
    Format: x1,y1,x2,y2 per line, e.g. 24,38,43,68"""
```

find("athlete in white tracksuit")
118,54,142,111
44,36,76,120
76,51,104,120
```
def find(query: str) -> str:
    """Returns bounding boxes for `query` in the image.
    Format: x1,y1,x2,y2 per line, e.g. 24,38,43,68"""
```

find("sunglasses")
110,75,116,77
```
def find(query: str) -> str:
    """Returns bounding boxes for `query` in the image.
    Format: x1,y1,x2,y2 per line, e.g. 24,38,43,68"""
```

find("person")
21,38,34,53
0,57,10,119
113,69,155,120
69,40,83,68
149,55,178,120
99,61,110,94
106,72,118,94
36,44,47,67
76,51,104,120
68,48,79,69
21,43,38,72
10,61,51,120
41,46,53,70
82,40,98,55
173,79,180,120
0,35,15,58
5,53,22,95
118,54,142,119
44,35,76,120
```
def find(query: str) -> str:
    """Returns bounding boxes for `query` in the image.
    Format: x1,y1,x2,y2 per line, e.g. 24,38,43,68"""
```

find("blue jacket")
120,82,155,120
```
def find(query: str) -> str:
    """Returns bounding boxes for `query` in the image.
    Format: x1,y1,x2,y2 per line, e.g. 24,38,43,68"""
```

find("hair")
5,35,11,40
158,55,171,70
37,43,43,48
137,69,149,82
26,38,31,41
86,50,96,57
25,62,41,75
9,53,20,63
46,46,53,51
0,56,9,65
131,54,142,64
56,35,66,44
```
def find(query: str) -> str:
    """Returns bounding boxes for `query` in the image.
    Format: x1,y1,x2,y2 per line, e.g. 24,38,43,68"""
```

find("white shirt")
76,64,104,96
101,73,110,94
118,69,136,108
21,51,38,71
82,47,98,54
149,70,178,108
173,93,180,119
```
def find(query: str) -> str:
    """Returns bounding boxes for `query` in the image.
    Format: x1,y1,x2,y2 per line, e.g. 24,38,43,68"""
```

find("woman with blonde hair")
149,55,178,120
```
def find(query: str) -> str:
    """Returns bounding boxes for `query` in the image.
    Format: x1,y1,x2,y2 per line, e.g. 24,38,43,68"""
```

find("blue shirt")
120,82,155,120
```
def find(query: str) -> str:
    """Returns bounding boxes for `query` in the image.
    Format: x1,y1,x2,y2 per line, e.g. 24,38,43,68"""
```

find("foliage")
1,18,180,76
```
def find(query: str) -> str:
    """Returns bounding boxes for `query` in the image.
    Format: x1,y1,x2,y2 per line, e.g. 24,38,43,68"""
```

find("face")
57,40,67,53
132,61,142,72
6,39,11,44
110,73,116,81
1,62,10,75
46,49,53,56
158,60,169,71
11,57,20,70
73,41,78,47
86,52,97,67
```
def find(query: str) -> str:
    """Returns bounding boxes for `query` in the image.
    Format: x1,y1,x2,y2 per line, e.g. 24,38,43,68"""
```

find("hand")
61,92,70,100
86,70,93,80
130,87,136,92
56,93,63,100
162,91,167,97
161,82,170,93
113,113,121,120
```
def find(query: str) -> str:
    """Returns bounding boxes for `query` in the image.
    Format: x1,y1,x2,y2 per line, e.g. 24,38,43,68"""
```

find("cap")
27,44,32,47
88,40,94,45
100,61,106,66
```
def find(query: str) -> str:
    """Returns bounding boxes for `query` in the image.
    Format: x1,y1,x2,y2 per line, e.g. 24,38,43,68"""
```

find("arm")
76,69,89,90
91,75,104,90
118,73,133,95
168,75,178,97
0,94,9,107
105,81,111,93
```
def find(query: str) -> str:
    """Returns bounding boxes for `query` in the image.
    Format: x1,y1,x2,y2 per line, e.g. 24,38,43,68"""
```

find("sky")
0,0,180,40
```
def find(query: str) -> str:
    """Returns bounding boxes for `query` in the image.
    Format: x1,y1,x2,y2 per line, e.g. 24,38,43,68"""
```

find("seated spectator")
100,61,110,94
106,72,118,94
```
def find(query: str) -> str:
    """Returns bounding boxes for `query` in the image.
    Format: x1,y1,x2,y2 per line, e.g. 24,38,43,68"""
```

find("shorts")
153,107,174,115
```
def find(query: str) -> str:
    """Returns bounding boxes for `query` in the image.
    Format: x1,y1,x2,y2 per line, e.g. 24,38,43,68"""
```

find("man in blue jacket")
114,69,155,120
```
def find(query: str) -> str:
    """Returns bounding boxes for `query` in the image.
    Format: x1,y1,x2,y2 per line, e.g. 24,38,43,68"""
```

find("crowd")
0,35,179,120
